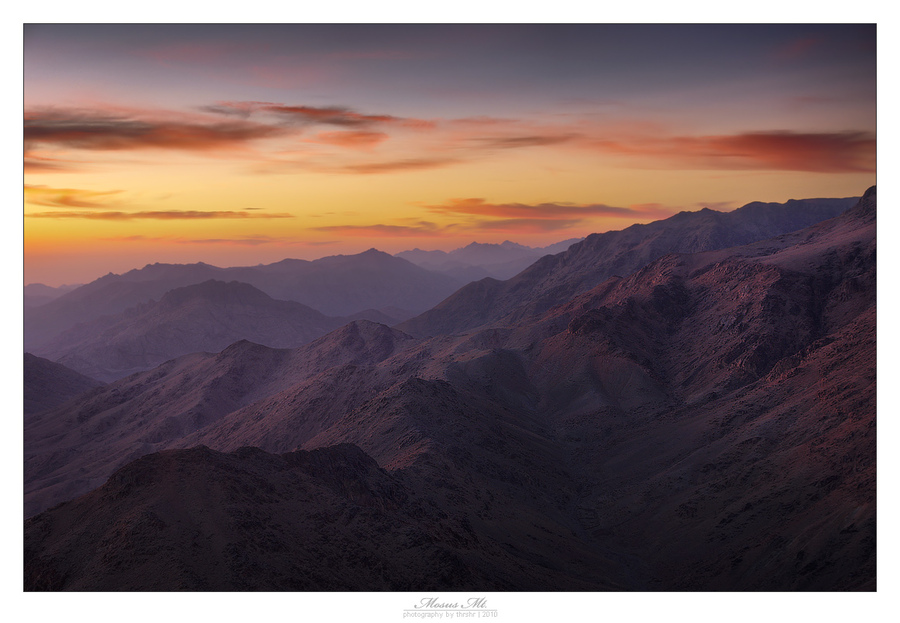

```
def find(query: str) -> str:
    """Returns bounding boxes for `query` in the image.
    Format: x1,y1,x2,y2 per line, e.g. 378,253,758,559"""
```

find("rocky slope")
24,353,103,416
24,320,418,518
24,189,875,590
399,196,857,337
24,444,625,591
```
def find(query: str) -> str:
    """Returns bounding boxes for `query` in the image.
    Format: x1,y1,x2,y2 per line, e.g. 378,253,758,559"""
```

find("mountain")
24,250,461,351
24,188,874,590
23,283,81,309
397,238,583,281
32,280,358,382
24,443,624,591
24,353,103,416
24,320,418,518
398,196,857,337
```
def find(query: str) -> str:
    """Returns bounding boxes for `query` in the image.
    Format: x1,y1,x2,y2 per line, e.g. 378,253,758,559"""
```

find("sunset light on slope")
23,24,876,285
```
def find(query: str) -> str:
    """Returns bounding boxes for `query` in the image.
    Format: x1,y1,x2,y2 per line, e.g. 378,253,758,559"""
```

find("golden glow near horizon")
24,24,876,286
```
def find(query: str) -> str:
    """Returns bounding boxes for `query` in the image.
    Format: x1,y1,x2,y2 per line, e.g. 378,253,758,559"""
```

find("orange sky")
24,24,876,286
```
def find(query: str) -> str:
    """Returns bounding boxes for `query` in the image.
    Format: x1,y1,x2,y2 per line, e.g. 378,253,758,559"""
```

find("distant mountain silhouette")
23,283,81,309
397,238,582,281
399,196,857,337
24,353,103,416
24,188,874,590
24,250,460,350
32,280,365,382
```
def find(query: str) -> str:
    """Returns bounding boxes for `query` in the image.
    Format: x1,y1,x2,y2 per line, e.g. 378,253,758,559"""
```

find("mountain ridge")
24,250,461,350
398,195,858,337
23,188,874,590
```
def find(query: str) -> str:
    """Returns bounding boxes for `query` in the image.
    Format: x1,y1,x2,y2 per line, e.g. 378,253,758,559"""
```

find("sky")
23,23,877,286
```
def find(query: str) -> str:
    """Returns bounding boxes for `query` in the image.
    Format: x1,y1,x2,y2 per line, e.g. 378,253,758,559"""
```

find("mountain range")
396,238,582,281
31,280,399,382
24,188,875,590
23,283,81,310
399,196,858,337
23,249,460,351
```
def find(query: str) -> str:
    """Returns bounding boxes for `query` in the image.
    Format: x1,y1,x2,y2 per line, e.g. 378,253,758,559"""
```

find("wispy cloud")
467,218,584,233
204,101,435,129
312,130,389,149
100,234,303,246
340,157,462,175
176,235,284,245
424,198,676,220
311,221,449,237
589,130,875,173
25,184,123,208
23,153,82,173
26,210,294,220
471,134,579,150
309,196,683,239
25,108,285,152
24,105,875,178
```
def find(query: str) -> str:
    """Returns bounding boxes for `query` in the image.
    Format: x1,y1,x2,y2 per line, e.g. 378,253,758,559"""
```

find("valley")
24,189,876,591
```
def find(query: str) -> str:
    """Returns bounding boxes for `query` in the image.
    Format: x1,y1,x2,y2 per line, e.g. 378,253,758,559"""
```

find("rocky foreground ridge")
25,189,875,590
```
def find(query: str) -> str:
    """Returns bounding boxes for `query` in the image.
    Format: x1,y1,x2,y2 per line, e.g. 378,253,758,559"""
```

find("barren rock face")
24,189,875,591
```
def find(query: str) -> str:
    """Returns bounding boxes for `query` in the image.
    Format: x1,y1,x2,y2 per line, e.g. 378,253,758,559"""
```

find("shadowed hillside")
24,189,875,591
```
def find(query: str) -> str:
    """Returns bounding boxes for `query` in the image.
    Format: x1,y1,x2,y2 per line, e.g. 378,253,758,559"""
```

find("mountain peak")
158,279,273,308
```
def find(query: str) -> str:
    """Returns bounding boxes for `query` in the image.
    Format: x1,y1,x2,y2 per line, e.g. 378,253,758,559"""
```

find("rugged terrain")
24,189,875,590
31,280,389,382
399,196,857,337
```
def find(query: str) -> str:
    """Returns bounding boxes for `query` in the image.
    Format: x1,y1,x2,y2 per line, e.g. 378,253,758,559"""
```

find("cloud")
206,101,435,129
308,196,686,239
26,210,294,220
24,154,80,173
312,130,389,149
175,236,283,245
590,130,875,173
340,157,462,174
198,101,281,118
424,198,675,220
471,134,579,150
99,234,298,246
25,184,122,208
467,218,584,233
25,108,285,152
449,116,518,126
311,221,449,237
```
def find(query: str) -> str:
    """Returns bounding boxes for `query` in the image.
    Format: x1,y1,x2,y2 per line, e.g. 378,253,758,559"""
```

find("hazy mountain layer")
24,283,81,310
24,354,103,416
24,249,460,350
33,280,369,382
397,238,582,281
24,189,874,590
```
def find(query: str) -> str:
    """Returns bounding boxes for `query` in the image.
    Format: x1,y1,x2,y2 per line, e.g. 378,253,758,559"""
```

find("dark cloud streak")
25,109,285,152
